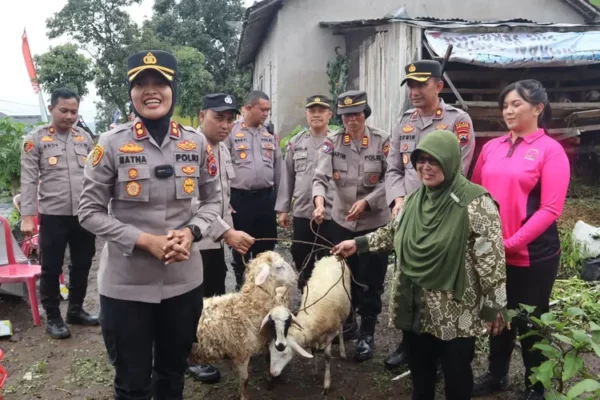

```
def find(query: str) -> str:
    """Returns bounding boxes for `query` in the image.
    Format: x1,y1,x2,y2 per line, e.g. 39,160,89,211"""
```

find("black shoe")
519,389,543,400
46,316,71,339
472,371,510,397
66,307,99,326
354,335,375,362
384,342,408,370
187,364,221,384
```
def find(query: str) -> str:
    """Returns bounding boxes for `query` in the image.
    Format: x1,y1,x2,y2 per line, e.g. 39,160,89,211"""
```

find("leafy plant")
0,118,27,196
559,230,586,279
326,54,350,123
280,125,304,157
517,304,600,399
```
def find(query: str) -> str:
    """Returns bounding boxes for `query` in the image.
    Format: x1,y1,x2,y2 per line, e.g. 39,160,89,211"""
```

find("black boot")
66,304,99,326
354,317,376,362
187,364,221,384
46,310,71,339
472,371,510,397
384,340,408,370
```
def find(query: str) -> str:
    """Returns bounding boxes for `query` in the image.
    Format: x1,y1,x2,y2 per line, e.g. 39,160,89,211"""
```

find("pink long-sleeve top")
471,128,570,267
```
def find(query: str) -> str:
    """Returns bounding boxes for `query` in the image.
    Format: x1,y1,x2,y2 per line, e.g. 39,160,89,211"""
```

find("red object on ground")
0,215,42,326
0,348,7,396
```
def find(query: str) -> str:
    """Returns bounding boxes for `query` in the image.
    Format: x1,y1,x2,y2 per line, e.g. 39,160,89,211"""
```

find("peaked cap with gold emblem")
127,50,178,83
401,60,442,86
305,95,331,109
336,90,372,118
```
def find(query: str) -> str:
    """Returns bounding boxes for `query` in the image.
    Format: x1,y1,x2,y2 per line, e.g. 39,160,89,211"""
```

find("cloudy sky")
0,0,255,128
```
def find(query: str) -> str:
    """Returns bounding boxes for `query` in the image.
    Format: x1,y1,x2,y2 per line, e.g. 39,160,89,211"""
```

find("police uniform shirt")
275,129,334,220
20,124,94,216
313,126,392,232
197,130,235,251
385,98,476,205
78,118,224,303
225,118,281,191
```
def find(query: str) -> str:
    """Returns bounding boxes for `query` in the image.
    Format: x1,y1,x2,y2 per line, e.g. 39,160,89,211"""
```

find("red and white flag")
22,28,40,94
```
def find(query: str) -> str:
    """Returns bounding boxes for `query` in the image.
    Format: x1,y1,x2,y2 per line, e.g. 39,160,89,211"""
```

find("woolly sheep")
189,251,297,400
263,255,352,394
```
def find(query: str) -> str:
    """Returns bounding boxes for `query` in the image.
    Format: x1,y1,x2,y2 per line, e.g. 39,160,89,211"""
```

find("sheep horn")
288,336,313,359
291,314,304,330
260,313,271,332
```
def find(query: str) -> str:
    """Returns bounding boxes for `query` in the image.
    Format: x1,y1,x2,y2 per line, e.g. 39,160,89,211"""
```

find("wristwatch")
186,225,202,242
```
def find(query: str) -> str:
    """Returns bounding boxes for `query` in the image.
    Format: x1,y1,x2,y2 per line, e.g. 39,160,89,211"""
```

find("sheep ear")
255,263,270,286
289,337,313,359
260,313,271,332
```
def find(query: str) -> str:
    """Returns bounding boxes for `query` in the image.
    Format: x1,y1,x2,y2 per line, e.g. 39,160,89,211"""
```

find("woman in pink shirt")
471,80,570,400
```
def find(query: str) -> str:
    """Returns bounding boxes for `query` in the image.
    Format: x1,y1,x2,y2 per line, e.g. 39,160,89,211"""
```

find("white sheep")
263,255,352,394
189,251,297,400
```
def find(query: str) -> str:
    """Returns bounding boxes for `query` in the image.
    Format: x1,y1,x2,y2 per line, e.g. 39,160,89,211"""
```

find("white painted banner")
425,30,600,68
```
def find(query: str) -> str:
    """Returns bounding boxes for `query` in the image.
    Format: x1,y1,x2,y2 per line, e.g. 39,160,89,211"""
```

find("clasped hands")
137,229,194,265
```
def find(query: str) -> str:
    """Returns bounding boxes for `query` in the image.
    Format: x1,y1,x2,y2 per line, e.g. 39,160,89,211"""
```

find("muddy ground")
0,212,594,400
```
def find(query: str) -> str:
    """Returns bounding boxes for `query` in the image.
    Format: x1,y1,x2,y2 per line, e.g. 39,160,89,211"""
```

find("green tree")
46,0,144,121
0,119,27,196
173,46,214,118
592,0,600,8
34,44,94,98
151,0,251,101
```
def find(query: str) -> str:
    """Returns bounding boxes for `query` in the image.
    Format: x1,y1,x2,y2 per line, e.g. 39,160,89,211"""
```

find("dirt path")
1,233,527,400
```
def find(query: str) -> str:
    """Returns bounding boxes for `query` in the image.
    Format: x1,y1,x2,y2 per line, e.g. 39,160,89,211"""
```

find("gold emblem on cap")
314,97,321,103
408,64,416,72
344,97,353,105
143,52,157,65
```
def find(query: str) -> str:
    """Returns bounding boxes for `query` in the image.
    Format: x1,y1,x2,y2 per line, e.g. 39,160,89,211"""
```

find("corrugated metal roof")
560,0,600,22
237,0,282,67
319,17,600,31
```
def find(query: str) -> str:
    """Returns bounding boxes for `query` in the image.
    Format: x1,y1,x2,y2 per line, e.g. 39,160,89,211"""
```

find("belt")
231,187,273,196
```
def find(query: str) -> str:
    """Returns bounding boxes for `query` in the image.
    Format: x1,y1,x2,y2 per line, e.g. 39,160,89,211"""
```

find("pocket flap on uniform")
333,159,348,172
364,162,382,173
74,146,89,156
260,142,276,150
175,165,201,178
226,165,236,179
117,165,151,182
44,147,63,157
235,142,251,151
293,151,308,160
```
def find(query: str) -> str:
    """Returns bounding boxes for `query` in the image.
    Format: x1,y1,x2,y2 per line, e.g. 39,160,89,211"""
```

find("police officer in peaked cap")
383,59,476,370
78,50,222,399
313,90,391,362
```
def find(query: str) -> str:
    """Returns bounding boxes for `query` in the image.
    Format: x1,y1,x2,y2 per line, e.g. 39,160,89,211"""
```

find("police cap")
306,95,331,109
202,93,240,114
127,50,177,83
401,60,442,86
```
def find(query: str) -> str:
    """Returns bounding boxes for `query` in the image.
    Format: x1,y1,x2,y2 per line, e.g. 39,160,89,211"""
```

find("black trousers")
333,221,388,334
99,285,203,400
291,217,334,289
404,331,475,400
230,188,277,287
488,254,559,394
200,247,227,298
39,214,96,314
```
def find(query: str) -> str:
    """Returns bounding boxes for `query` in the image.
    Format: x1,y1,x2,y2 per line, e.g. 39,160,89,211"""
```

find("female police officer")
78,50,223,399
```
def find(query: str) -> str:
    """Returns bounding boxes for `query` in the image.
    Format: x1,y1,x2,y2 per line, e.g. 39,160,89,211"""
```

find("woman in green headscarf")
333,130,508,400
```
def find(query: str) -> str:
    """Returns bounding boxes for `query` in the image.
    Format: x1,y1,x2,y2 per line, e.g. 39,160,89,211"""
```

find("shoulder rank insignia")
134,122,147,140
119,143,144,153
177,140,197,151
23,140,34,153
90,144,105,167
48,127,56,134
241,122,247,129
361,136,369,148
383,143,390,157
434,108,444,119
170,121,180,138
343,134,351,145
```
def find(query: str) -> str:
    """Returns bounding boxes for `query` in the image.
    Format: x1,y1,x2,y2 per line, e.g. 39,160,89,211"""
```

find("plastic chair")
0,215,42,326
12,195,64,286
